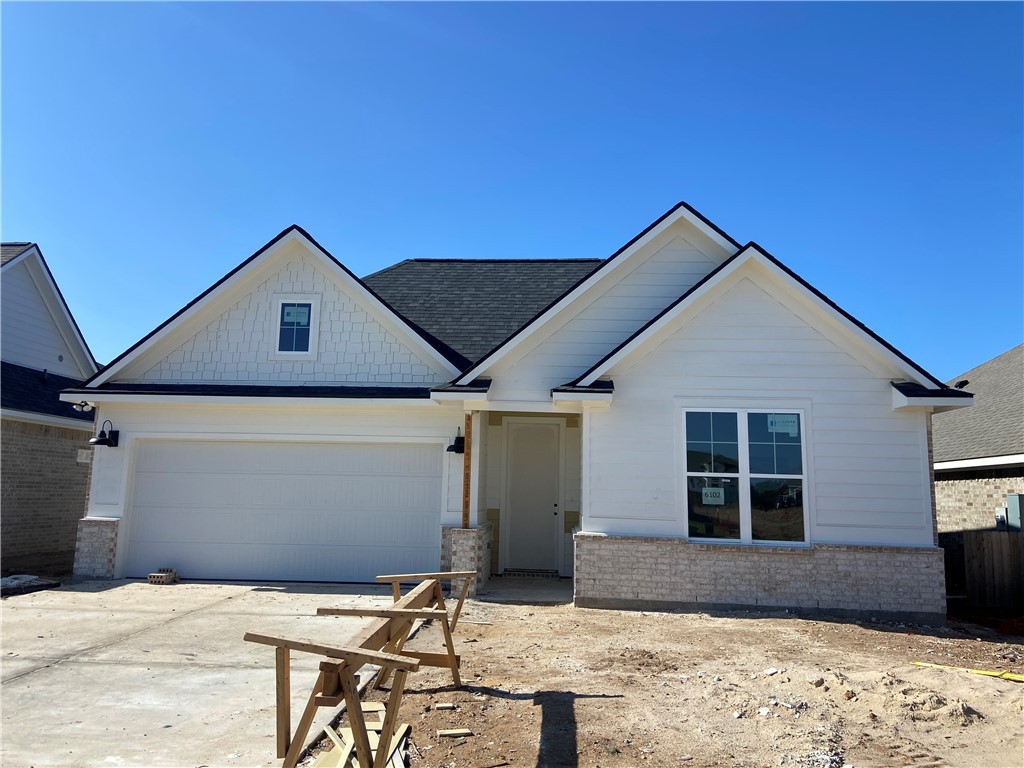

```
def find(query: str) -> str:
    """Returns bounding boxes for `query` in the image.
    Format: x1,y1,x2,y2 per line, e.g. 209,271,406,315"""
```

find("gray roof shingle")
1,243,35,265
363,259,603,362
932,344,1023,463
1,361,93,422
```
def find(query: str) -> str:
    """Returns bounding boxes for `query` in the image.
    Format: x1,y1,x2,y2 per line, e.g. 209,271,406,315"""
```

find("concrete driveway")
1,580,396,767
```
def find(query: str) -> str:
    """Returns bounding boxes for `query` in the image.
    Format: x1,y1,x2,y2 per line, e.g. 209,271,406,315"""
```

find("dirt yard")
308,600,1024,768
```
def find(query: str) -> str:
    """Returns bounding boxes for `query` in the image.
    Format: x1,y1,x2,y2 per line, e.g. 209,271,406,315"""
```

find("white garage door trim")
123,437,446,583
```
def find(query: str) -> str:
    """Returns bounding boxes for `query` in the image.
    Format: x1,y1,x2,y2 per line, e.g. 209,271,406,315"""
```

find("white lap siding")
586,275,934,547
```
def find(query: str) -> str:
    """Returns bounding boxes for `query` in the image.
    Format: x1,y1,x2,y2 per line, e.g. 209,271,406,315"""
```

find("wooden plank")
438,728,474,737
243,633,420,672
401,651,461,668
373,669,408,768
275,645,291,759
440,613,461,687
463,411,472,528
450,576,471,633
283,671,326,768
316,607,447,620
340,664,374,768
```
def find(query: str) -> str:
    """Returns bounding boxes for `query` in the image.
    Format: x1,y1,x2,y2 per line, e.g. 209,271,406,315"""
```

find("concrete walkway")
1,580,396,767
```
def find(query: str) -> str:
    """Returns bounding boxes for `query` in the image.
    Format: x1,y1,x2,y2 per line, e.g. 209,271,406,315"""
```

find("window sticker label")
767,414,799,437
283,305,310,325
702,487,725,506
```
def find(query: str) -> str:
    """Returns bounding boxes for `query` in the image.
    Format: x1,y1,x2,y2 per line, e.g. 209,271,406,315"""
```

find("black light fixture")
72,400,94,413
89,420,119,448
446,427,465,454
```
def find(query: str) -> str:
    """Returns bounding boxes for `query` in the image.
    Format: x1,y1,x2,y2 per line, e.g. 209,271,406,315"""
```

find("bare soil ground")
309,601,1024,768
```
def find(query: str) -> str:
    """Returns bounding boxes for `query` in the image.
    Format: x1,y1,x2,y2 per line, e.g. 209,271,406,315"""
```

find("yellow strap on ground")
912,661,1024,682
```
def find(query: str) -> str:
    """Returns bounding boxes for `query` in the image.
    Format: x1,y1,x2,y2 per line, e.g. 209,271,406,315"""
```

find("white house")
64,203,971,622
2,242,98,573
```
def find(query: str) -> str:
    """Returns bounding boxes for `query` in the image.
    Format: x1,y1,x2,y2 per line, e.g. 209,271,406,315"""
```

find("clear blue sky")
3,2,1021,379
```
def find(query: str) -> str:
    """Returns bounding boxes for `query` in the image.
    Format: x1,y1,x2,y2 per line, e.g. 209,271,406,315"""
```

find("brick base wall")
1,418,92,574
574,533,946,624
441,523,493,596
72,518,119,579
934,469,1023,533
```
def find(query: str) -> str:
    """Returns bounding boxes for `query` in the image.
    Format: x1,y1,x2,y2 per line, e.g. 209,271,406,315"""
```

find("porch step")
501,569,560,579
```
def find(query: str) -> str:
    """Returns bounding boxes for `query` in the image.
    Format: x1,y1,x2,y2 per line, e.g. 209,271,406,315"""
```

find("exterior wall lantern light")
446,428,465,454
89,420,119,448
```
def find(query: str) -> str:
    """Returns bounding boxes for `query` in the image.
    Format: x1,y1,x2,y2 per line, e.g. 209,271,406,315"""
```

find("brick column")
72,518,119,580
441,523,493,597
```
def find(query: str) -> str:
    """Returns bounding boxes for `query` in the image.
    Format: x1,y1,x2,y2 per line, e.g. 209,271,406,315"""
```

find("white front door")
504,421,561,572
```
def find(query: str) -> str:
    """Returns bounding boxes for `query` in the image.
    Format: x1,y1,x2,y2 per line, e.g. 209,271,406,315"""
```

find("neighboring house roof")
363,259,603,362
571,241,953,392
1,361,94,422
1,242,35,265
932,344,1024,465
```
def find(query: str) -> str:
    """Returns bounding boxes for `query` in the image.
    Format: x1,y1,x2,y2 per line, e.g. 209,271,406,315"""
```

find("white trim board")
934,454,1024,471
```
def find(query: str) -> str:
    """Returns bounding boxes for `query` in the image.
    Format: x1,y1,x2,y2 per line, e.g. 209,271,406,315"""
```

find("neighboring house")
931,344,1023,600
932,343,1023,531
1,242,98,573
63,203,971,622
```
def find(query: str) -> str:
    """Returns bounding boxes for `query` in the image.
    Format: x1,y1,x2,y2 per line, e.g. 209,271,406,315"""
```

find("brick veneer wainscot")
574,532,946,624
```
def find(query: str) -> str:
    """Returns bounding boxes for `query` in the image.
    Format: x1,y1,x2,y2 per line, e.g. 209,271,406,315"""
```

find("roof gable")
87,227,467,389
454,201,739,385
575,242,950,391
0,243,97,379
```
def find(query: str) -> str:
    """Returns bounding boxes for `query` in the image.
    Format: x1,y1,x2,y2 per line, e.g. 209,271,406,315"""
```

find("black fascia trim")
65,383,433,399
749,241,946,389
891,381,973,399
458,201,741,380
81,225,470,388
569,241,948,389
431,378,493,393
552,379,615,394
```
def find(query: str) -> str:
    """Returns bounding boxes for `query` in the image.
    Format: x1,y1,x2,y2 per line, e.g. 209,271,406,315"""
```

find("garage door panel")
132,473,441,512
135,441,442,477
126,440,443,581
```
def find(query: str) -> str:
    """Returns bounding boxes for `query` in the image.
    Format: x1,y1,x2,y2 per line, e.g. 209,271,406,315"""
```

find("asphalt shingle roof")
932,344,1024,463
1,361,93,422
363,259,603,362
1,243,35,265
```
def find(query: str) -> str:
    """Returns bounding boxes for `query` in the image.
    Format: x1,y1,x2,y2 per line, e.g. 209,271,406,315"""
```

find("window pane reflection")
687,476,740,539
750,479,804,541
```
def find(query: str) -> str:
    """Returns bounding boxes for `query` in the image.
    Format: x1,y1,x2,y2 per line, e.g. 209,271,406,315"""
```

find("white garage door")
125,440,442,582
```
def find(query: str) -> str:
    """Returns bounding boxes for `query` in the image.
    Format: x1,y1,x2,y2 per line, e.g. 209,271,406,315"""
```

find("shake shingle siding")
363,259,603,362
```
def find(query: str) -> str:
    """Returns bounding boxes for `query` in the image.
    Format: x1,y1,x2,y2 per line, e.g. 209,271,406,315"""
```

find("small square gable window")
279,302,311,352
271,295,320,361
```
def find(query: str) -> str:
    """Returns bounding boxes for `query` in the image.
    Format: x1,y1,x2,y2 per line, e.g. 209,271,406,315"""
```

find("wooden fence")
964,530,1024,610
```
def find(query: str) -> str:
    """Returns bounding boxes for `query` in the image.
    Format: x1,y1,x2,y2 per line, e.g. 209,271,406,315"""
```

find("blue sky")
3,2,1021,379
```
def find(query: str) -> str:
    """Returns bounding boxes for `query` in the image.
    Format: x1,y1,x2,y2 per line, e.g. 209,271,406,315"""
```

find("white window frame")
680,406,810,547
270,294,321,362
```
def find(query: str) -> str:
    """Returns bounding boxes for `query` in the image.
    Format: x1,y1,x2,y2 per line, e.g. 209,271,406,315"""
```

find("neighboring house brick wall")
72,518,119,579
574,533,946,624
934,468,1024,533
1,418,92,573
